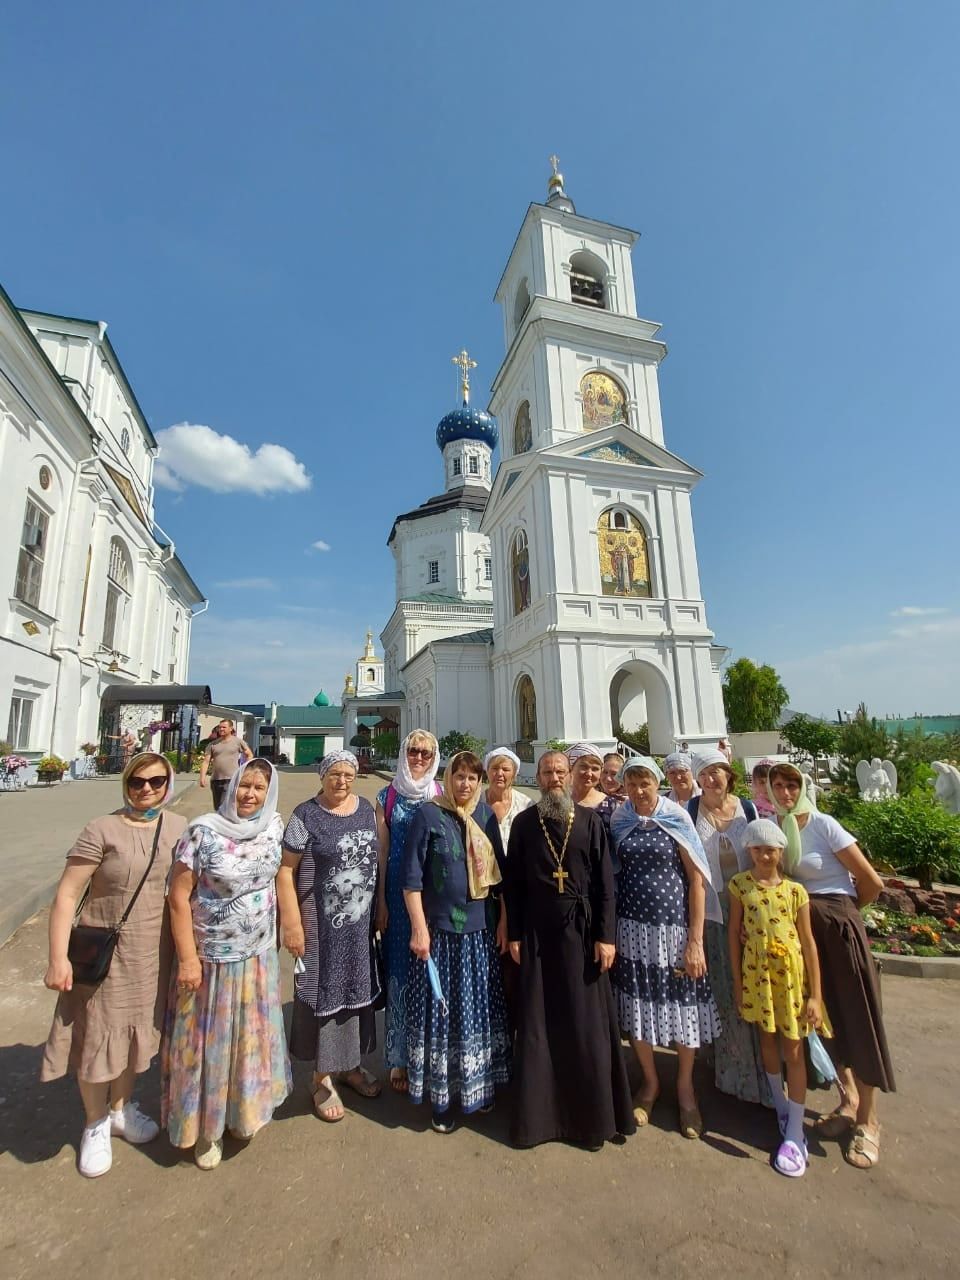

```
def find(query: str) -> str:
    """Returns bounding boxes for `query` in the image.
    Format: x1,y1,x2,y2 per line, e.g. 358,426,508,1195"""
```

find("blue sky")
3,2,958,717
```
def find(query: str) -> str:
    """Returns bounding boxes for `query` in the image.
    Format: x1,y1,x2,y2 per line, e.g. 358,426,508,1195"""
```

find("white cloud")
263,640,285,648
213,577,277,590
154,422,311,495
777,615,960,717
889,606,947,618
309,539,331,552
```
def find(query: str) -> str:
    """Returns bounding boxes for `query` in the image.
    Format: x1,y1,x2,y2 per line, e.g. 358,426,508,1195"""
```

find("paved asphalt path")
0,770,957,1278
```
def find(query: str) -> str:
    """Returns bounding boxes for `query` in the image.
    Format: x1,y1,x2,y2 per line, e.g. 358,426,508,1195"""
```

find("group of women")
41,734,893,1178
602,746,893,1175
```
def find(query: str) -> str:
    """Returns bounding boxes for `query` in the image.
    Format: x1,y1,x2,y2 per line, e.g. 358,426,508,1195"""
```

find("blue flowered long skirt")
407,929,511,1114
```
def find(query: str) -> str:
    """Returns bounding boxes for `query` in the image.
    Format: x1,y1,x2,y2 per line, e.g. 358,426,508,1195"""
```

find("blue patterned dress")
378,785,437,1072
402,801,510,1114
611,819,721,1047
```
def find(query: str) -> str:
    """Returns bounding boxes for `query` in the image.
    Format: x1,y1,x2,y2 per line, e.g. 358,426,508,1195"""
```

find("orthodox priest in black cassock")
505,766,636,1149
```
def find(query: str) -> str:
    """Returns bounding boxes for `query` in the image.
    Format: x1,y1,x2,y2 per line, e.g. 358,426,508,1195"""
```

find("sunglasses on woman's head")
407,748,434,759
127,775,167,791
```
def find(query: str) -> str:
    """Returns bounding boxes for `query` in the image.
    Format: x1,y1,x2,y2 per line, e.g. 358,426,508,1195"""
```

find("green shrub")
848,794,960,889
438,730,487,760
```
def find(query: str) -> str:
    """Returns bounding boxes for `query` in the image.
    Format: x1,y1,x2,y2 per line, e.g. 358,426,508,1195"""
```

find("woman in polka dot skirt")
609,758,722,1140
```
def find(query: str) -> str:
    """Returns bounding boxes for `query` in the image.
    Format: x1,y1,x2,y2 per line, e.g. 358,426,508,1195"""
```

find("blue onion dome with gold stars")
312,689,330,707
435,402,499,451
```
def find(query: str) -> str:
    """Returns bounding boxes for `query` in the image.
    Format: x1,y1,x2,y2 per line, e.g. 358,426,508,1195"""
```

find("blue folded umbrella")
426,955,449,1016
808,1028,848,1102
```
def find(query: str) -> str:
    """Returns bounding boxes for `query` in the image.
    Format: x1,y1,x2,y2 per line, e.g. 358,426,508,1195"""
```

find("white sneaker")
79,1117,113,1178
110,1102,159,1144
194,1137,223,1171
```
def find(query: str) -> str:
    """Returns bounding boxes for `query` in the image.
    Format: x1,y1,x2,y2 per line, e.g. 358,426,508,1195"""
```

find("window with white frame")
103,537,132,651
427,560,439,585
15,498,49,608
7,695,34,750
484,556,492,581
452,457,462,476
468,455,479,475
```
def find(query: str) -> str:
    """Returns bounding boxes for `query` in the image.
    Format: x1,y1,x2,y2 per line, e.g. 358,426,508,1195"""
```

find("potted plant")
36,754,70,784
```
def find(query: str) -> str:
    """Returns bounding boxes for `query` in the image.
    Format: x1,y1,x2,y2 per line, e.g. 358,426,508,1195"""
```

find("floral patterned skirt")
161,948,292,1146
407,929,510,1114
704,918,773,1106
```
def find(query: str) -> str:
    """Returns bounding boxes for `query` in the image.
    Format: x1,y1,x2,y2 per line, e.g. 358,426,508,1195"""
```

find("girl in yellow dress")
728,819,826,1178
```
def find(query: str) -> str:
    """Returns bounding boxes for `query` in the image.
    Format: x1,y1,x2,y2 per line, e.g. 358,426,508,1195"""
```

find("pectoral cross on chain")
552,866,569,893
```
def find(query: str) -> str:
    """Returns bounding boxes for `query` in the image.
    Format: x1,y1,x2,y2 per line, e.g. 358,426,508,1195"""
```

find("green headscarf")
767,763,814,874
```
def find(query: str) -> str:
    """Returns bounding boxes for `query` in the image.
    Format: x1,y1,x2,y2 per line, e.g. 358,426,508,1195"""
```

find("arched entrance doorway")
609,660,674,754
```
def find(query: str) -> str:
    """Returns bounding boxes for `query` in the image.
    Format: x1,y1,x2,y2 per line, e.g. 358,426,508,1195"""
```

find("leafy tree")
781,714,838,785
721,658,789,732
373,731,399,760
831,704,895,797
614,720,651,755
848,794,960,889
438,730,487,760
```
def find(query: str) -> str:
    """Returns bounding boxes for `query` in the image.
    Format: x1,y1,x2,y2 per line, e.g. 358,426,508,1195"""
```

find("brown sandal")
338,1067,382,1099
844,1124,880,1169
816,1107,856,1139
679,1105,703,1140
312,1075,345,1122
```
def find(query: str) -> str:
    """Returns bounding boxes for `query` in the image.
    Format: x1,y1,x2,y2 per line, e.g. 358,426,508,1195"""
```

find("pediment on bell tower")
543,423,703,482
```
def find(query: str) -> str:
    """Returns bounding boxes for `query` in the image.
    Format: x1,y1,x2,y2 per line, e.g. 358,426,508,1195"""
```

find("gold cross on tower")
451,348,477,405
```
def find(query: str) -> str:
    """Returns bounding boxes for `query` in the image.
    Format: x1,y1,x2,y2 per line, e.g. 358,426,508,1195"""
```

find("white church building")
343,164,727,764
0,284,205,767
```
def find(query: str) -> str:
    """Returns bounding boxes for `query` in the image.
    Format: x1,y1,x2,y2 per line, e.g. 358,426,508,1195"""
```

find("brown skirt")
809,894,895,1092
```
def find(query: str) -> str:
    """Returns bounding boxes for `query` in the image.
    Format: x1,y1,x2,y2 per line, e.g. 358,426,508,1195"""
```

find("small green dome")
312,689,331,707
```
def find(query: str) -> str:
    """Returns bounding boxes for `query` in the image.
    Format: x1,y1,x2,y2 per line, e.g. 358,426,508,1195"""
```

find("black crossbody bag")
67,816,164,986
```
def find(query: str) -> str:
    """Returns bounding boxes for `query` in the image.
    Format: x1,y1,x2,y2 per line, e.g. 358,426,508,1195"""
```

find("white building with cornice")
0,287,205,767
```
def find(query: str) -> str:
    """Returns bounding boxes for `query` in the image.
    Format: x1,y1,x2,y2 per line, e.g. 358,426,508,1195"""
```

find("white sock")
766,1072,789,1125
785,1098,805,1147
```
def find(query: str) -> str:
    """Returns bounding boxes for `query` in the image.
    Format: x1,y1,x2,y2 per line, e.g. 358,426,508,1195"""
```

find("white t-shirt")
792,812,857,898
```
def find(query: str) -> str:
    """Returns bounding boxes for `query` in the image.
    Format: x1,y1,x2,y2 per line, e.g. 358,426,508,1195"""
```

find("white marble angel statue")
931,761,960,815
856,757,897,801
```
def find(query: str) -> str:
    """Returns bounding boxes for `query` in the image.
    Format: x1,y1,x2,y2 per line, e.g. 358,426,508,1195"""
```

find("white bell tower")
355,629,385,698
481,159,727,756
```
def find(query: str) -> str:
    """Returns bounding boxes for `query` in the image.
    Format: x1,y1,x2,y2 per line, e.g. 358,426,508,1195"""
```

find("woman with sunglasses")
374,730,442,1093
41,753,186,1177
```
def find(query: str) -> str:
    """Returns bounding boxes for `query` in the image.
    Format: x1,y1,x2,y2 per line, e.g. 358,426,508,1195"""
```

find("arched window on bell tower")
513,278,531,331
513,400,532,454
569,249,607,309
511,529,531,615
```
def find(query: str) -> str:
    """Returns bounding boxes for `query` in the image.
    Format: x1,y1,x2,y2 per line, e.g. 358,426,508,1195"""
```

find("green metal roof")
432,628,494,645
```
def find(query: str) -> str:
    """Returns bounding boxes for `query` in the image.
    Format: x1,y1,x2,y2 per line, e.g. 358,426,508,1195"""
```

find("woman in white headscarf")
483,747,532,850
567,743,606,809
664,752,699,806
163,758,291,1170
688,747,769,1108
374,730,442,1092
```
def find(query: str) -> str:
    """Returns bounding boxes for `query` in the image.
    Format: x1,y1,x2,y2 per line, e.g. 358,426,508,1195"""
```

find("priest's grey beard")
538,789,574,822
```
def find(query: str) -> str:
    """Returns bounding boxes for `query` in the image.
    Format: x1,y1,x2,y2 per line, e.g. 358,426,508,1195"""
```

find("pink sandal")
774,1139,807,1178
